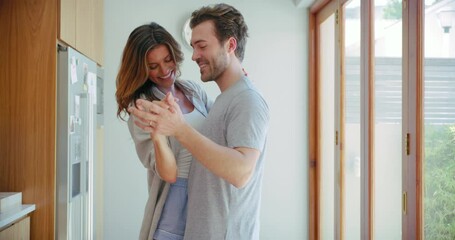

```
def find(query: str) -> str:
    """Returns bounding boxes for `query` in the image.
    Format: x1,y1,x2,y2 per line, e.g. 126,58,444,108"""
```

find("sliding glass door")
310,0,414,238
343,1,361,239
423,0,455,239
373,0,403,239
316,2,339,239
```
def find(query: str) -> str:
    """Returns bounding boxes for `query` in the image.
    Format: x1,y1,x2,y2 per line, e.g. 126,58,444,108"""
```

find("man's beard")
201,49,228,82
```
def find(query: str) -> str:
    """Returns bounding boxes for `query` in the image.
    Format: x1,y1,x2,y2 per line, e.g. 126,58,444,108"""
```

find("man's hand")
128,93,186,137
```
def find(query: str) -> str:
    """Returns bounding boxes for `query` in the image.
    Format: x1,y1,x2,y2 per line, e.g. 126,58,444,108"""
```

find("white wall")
104,1,309,239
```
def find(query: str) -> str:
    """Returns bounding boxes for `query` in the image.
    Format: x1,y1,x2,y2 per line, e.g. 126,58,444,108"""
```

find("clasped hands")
128,93,183,137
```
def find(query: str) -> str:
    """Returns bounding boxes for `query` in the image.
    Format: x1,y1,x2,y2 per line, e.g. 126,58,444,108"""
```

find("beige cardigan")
127,80,211,240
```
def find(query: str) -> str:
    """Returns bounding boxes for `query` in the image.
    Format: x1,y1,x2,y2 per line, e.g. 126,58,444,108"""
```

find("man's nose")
191,50,199,62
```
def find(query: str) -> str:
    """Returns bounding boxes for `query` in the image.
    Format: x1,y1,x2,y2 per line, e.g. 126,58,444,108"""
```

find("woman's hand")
128,93,186,137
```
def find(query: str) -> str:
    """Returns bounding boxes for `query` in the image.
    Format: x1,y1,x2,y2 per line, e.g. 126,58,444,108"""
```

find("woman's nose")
159,63,168,74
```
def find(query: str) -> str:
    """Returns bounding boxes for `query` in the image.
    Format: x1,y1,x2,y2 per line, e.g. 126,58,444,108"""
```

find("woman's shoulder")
177,79,198,87
176,79,205,93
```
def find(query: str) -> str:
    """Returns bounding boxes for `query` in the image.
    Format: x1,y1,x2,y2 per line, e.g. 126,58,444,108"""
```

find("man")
130,3,269,239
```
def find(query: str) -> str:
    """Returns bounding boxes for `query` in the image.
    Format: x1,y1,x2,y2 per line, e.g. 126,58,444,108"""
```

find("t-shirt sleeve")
225,90,270,151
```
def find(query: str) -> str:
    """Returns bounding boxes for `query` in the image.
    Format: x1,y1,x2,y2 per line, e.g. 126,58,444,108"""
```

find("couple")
115,3,269,240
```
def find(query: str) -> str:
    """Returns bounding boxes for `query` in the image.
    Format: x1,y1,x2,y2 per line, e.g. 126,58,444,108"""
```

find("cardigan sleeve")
127,115,158,172
185,80,213,112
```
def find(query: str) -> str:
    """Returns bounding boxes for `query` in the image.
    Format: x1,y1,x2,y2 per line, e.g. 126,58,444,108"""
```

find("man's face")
191,20,229,82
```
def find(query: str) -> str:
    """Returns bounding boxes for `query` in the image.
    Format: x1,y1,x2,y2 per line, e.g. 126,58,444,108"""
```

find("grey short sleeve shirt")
184,76,270,240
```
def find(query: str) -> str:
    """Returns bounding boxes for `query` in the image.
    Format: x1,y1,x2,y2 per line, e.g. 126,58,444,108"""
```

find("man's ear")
227,37,237,54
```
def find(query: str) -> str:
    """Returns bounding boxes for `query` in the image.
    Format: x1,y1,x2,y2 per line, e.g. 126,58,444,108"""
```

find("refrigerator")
56,45,100,240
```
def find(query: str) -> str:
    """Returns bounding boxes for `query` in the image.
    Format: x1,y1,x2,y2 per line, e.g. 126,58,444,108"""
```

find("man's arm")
129,94,260,188
176,122,259,188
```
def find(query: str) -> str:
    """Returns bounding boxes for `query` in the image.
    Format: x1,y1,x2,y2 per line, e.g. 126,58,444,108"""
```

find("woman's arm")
151,134,177,183
128,115,177,183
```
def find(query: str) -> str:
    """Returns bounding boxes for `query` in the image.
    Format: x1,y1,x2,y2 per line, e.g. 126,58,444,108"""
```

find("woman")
115,22,211,240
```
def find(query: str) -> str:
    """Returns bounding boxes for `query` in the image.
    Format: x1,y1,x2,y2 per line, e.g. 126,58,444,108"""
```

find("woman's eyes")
148,57,173,70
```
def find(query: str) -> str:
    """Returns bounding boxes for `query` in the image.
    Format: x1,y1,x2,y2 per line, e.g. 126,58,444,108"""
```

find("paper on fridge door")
71,56,78,84
87,72,97,105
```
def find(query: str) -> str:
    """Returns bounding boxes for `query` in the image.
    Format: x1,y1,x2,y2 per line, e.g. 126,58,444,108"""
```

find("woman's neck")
157,84,177,96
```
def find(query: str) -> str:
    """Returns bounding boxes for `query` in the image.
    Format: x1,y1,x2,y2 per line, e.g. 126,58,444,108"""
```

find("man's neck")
216,61,245,92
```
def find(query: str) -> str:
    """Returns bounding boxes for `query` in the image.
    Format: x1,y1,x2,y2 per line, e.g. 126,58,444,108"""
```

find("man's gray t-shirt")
184,76,270,240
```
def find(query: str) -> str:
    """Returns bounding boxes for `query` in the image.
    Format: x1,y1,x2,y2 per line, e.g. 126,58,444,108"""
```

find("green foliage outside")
383,0,402,20
424,124,455,239
382,0,444,20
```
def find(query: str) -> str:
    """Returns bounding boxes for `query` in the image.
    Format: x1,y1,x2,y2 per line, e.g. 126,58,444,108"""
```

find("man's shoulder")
233,87,268,110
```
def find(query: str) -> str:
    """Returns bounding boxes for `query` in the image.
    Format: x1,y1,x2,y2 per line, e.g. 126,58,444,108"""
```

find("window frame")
308,0,424,239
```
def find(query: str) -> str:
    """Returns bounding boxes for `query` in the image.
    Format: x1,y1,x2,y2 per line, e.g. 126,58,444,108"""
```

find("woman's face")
146,44,177,89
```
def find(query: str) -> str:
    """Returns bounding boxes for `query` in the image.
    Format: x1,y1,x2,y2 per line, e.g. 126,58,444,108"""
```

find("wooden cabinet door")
0,217,30,240
59,0,103,65
59,0,76,47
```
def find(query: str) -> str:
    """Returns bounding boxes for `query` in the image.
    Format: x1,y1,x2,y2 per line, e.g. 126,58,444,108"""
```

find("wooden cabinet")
0,217,30,240
59,0,104,65
1,1,57,239
0,0,103,239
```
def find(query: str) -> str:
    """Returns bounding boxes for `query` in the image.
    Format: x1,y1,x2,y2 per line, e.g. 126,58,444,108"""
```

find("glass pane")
319,13,336,240
424,0,455,239
374,0,403,239
344,1,361,239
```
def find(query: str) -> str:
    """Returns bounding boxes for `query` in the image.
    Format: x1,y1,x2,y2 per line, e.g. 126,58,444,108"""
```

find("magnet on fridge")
74,95,80,118
69,115,76,134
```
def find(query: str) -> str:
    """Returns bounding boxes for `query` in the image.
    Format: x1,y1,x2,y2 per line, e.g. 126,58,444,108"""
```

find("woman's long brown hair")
115,22,184,120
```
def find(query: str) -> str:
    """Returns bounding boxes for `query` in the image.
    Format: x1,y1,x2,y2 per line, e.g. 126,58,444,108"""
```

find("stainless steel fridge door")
57,45,97,240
